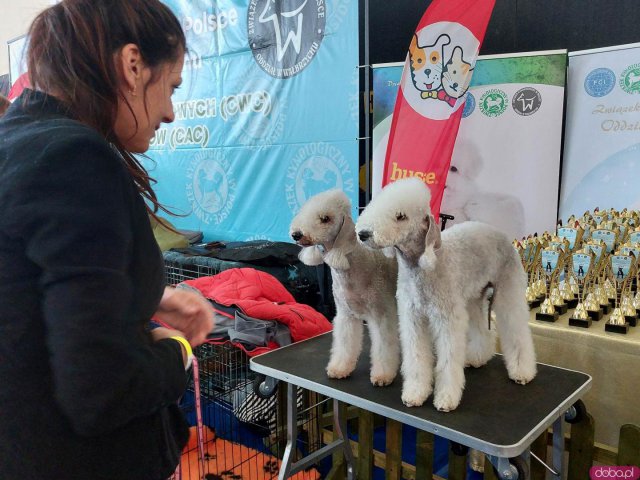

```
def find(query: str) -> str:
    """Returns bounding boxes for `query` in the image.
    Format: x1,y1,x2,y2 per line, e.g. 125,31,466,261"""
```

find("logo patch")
462,92,476,118
584,68,615,97
285,143,355,215
620,63,640,94
479,89,508,117
186,150,236,225
247,0,326,79
512,87,542,116
402,21,480,120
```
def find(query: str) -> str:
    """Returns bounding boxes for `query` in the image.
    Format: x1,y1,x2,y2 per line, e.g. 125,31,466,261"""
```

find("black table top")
250,332,591,457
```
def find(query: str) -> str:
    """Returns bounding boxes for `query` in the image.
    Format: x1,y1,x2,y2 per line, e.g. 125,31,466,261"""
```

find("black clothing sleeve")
6,130,187,437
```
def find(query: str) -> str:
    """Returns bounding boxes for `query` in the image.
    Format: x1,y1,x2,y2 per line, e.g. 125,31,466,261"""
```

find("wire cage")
164,253,330,479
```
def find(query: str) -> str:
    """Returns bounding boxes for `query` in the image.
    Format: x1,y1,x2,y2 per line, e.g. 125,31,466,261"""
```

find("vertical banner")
560,43,640,219
145,0,360,242
373,50,566,240
382,0,495,219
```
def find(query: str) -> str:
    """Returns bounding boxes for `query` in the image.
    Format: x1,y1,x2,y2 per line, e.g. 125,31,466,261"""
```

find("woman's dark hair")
27,0,186,217
0,95,10,117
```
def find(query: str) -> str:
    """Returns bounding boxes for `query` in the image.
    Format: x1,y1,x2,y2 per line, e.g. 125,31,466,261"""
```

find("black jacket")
0,91,189,480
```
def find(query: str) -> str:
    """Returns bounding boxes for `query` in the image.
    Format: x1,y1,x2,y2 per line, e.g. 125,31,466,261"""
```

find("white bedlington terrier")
290,189,401,387
355,178,537,411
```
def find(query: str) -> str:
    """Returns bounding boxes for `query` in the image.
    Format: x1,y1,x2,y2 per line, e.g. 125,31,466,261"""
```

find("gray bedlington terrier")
355,178,537,411
290,189,401,387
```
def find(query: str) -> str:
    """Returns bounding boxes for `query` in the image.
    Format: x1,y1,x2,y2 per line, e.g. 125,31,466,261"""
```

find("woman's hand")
154,287,214,346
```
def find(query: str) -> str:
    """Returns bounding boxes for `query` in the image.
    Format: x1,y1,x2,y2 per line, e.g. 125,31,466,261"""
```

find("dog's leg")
431,304,468,412
367,312,400,387
465,299,496,368
398,302,433,407
492,277,537,384
326,313,364,379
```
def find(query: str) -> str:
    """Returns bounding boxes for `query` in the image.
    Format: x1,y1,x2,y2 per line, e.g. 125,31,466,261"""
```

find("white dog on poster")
289,190,401,387
441,141,525,240
356,178,537,411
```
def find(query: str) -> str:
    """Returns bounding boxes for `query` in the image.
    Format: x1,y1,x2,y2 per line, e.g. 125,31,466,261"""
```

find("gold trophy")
523,236,546,309
557,221,585,252
535,246,566,321
568,250,596,328
604,254,636,334
584,241,612,314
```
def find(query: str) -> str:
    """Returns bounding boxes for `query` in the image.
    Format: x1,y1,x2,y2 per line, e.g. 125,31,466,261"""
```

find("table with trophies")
516,207,640,447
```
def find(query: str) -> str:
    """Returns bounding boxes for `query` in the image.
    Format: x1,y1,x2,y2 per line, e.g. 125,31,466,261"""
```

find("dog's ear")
382,247,397,259
419,214,441,270
323,215,356,271
298,246,325,266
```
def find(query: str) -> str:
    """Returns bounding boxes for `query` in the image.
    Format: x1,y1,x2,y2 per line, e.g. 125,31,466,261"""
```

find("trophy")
585,241,612,314
568,250,597,328
590,224,619,254
604,253,636,334
522,236,546,309
557,222,585,251
536,246,566,322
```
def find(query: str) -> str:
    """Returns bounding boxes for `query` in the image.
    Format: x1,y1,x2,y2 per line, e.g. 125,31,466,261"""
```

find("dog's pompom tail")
323,250,350,271
299,246,325,266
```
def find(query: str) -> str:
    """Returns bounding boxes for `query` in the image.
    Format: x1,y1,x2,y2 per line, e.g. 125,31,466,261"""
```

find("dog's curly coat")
290,190,400,386
356,178,537,411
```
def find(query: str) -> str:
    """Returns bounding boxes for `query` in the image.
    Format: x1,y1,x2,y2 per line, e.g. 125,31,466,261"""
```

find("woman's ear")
418,214,442,270
117,44,143,93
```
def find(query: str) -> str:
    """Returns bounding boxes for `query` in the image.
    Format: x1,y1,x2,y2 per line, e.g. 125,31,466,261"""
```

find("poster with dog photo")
372,51,566,240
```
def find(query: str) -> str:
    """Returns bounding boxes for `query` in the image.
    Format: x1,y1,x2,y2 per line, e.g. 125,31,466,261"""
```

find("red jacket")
184,268,332,356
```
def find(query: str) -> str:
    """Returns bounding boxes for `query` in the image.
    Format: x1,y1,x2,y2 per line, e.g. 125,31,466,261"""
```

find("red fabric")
184,268,332,356
8,73,30,101
382,0,495,219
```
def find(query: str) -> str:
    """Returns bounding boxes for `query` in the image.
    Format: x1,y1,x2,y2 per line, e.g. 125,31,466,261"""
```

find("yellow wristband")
170,336,194,370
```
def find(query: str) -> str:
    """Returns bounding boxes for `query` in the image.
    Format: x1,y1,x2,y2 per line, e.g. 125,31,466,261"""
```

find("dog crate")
164,252,330,479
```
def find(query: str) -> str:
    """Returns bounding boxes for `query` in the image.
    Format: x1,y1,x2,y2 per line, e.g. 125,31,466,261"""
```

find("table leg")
551,416,565,479
333,398,356,479
278,382,298,480
278,386,357,480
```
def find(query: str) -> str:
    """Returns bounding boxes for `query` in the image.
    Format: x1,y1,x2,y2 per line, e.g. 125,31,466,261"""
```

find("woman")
0,1,214,479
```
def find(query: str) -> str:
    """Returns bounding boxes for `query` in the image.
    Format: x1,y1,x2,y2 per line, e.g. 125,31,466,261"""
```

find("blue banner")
144,0,359,241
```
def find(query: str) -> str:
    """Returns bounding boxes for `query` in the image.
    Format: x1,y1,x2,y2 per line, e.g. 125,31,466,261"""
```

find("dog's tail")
481,282,495,329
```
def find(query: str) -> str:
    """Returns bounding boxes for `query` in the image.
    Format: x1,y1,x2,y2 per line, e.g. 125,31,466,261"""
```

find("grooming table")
250,332,591,480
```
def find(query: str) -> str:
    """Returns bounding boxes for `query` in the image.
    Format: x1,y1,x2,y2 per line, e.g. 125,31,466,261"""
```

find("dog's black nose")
358,230,371,242
291,231,303,241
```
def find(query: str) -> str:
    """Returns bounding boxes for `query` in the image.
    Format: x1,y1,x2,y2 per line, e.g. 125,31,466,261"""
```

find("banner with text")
560,43,640,219
144,0,359,241
373,51,566,239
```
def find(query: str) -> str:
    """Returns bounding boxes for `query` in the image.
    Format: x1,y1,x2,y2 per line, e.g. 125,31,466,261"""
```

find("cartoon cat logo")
439,46,473,107
401,21,479,120
409,33,451,99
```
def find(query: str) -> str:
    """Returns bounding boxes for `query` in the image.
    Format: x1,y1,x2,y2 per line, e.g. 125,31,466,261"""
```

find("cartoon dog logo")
439,46,473,107
409,33,451,98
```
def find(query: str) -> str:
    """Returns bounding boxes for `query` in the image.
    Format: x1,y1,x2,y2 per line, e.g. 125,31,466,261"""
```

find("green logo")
619,64,640,94
479,89,508,117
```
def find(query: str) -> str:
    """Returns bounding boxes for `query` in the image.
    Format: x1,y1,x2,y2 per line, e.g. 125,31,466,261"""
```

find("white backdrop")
560,43,640,220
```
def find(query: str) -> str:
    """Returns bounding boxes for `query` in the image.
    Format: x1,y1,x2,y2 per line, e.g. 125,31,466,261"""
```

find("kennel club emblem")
248,0,326,79
403,22,480,120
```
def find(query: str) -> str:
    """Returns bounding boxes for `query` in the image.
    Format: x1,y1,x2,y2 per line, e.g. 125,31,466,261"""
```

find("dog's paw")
509,365,537,385
401,384,431,407
326,362,355,379
370,372,396,387
433,388,462,412
370,363,397,387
